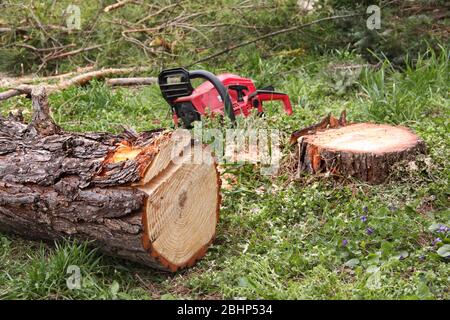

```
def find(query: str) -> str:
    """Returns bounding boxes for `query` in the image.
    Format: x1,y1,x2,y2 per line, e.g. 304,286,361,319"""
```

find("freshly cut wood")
293,114,426,183
0,87,220,271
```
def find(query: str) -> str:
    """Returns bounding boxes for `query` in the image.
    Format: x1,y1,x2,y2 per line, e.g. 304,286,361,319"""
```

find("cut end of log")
295,120,426,183
139,160,219,271
130,137,219,271
99,131,221,272
101,133,221,271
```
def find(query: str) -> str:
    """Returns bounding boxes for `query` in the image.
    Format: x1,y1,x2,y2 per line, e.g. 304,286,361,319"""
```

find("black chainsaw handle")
189,70,236,124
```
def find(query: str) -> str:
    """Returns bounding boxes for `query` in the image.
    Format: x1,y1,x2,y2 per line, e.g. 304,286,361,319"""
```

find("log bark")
293,115,426,183
0,88,220,271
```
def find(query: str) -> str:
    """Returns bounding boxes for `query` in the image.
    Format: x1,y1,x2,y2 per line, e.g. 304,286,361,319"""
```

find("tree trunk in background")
0,87,220,272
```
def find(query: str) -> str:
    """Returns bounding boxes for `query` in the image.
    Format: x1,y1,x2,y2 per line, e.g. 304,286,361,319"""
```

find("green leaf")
366,271,382,290
110,281,120,295
417,281,433,300
238,277,250,288
437,244,450,258
392,250,409,260
366,265,380,274
367,253,380,265
428,223,441,232
160,293,177,300
381,242,394,258
344,258,360,268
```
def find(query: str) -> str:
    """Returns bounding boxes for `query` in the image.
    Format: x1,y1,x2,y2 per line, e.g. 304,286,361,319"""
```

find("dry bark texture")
292,113,426,183
0,88,220,271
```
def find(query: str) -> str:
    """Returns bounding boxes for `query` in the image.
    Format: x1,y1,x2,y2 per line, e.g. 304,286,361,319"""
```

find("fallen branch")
106,77,157,86
188,13,362,67
0,24,72,33
43,44,104,62
0,86,29,101
13,43,77,53
0,66,95,87
104,0,134,13
134,3,178,25
0,66,154,101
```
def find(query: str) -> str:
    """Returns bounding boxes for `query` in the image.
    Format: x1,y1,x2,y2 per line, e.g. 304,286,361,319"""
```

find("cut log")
294,120,426,183
0,88,220,271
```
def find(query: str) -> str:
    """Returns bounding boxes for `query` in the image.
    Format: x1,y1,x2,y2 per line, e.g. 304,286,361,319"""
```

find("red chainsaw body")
172,73,293,124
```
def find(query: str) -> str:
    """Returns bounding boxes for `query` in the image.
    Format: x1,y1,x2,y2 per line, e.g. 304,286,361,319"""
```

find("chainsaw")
158,67,293,128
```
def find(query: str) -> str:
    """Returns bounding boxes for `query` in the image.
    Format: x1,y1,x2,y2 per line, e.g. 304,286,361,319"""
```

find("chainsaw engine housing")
158,68,293,128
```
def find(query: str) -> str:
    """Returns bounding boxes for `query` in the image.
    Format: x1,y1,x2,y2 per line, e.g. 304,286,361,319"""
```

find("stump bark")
293,114,426,183
0,87,220,271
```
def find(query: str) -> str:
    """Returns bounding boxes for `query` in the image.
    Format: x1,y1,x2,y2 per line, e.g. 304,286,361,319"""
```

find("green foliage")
49,80,173,132
359,46,449,124
1,1,448,74
0,239,152,299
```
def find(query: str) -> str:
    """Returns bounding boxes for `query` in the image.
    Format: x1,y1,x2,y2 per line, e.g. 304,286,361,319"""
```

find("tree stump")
0,87,220,271
292,113,426,183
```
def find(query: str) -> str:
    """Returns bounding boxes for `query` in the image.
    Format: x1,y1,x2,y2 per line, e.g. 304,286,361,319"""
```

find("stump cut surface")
296,122,426,183
307,123,421,154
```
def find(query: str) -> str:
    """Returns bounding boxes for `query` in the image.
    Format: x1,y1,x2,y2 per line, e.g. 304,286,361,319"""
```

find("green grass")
359,46,449,124
1,48,448,300
0,1,449,300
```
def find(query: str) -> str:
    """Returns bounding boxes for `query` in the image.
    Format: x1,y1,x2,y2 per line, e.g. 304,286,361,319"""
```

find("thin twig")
104,0,133,13
172,23,212,44
13,43,76,53
134,3,178,25
44,44,104,61
18,4,62,45
193,23,262,29
121,31,154,57
0,25,73,33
